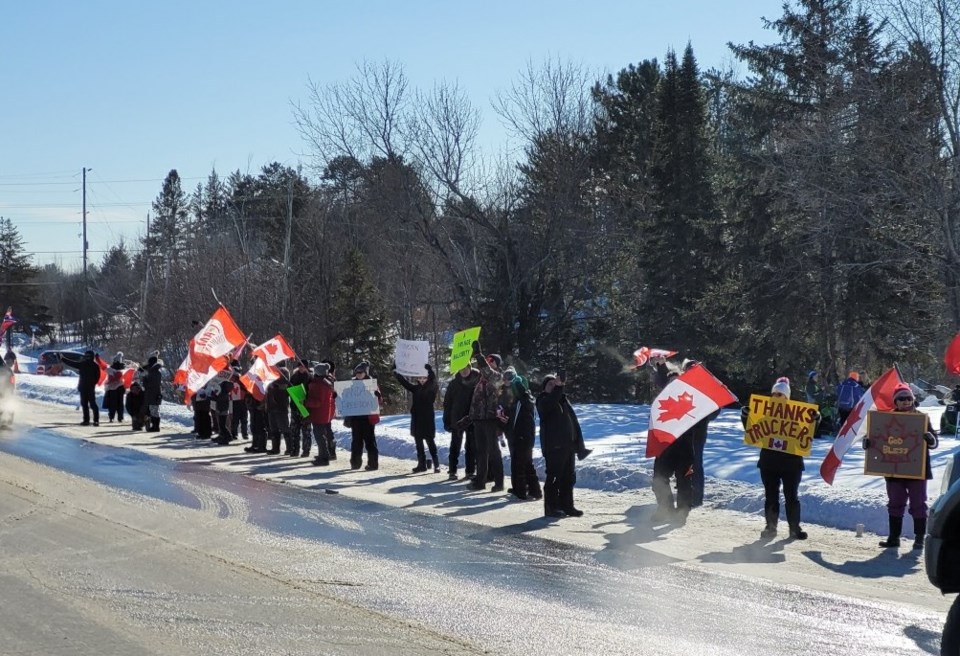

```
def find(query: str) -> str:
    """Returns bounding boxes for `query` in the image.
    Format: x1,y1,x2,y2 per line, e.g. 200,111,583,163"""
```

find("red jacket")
305,375,336,424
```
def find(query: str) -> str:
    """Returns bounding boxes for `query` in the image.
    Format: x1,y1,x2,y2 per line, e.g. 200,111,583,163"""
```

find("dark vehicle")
35,350,82,376
925,457,960,655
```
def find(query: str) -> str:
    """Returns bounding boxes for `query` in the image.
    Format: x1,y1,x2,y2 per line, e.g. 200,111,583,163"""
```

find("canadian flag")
240,356,281,401
820,367,902,485
251,335,296,368
646,364,738,458
189,306,247,374
633,346,679,368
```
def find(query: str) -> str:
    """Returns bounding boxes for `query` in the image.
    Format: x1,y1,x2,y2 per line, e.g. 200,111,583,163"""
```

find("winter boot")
788,525,808,540
412,457,428,473
761,510,778,539
912,517,927,551
879,515,903,548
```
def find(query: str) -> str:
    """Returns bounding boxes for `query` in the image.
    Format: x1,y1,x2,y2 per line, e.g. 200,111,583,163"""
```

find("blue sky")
1,0,785,270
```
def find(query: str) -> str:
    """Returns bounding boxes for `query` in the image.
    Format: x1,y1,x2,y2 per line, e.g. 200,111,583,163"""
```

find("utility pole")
281,177,293,322
81,167,90,341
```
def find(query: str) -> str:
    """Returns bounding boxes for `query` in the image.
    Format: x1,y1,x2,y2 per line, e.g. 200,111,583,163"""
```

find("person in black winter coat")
142,354,164,432
442,364,480,480
741,377,811,540
536,372,583,518
59,350,102,426
288,359,313,457
212,378,234,445
244,393,269,453
395,363,440,473
192,388,213,439
504,374,542,501
266,377,291,455
126,382,145,430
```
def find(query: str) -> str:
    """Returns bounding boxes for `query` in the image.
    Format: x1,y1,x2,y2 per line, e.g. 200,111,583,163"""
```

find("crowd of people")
51,344,941,541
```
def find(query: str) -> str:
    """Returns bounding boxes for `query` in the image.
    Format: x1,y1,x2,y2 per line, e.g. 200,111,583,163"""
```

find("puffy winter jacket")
305,375,337,424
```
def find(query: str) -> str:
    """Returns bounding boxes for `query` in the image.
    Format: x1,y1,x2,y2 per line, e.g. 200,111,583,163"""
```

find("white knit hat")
771,376,791,398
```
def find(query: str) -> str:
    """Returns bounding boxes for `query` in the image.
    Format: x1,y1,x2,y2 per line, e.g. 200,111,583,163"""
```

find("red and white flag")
251,334,295,368
820,367,902,485
633,346,678,368
946,334,960,375
173,342,193,386
0,307,16,339
189,306,247,374
646,363,738,458
240,356,281,401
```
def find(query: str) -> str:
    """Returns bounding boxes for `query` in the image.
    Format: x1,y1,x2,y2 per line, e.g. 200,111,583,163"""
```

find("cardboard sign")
864,411,928,479
449,327,481,374
742,394,819,457
334,378,380,417
394,339,430,378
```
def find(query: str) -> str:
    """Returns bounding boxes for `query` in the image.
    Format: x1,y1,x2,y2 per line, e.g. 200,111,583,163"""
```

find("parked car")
35,350,82,376
925,455,960,655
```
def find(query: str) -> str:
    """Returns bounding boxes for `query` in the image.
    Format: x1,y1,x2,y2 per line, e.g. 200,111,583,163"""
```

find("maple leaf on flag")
265,343,278,355
657,391,695,422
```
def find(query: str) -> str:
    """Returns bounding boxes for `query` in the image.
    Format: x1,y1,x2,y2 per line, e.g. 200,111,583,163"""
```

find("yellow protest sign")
449,327,481,374
742,394,819,457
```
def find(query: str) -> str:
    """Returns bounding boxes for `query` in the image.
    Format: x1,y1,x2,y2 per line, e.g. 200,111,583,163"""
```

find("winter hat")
848,370,860,381
892,382,914,403
299,358,310,368
147,356,158,366
541,373,557,389
314,362,330,377
808,370,817,380
353,361,370,375
114,351,124,364
84,350,95,358
486,353,502,369
681,358,699,372
503,366,517,381
771,376,791,398
322,359,336,374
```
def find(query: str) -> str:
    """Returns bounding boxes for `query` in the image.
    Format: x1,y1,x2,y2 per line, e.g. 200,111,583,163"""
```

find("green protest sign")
286,383,309,418
449,326,481,374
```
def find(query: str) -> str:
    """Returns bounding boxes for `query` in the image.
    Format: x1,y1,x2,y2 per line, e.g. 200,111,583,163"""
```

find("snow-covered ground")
11,347,958,538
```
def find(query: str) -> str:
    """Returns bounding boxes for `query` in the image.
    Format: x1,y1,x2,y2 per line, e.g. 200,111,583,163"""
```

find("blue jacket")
836,378,864,410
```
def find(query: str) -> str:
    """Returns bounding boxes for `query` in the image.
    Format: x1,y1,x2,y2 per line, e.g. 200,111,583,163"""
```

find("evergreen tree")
330,249,399,405
0,217,49,333
142,169,190,263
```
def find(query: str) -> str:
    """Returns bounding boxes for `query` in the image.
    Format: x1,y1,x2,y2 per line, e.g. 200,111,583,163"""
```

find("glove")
471,340,481,356
424,363,433,372
924,432,937,446
740,406,749,421
862,438,871,449
812,410,822,423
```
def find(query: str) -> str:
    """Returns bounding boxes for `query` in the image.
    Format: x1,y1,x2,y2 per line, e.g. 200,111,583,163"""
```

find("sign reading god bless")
334,379,380,417
864,410,928,479
742,394,819,457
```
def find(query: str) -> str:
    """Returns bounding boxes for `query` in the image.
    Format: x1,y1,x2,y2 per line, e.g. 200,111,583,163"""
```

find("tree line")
5,0,960,407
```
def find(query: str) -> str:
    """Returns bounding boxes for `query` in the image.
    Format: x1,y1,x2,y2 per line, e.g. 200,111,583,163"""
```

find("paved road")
0,420,946,656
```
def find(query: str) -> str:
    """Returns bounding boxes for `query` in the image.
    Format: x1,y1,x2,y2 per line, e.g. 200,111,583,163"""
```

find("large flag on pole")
819,367,903,485
251,335,296,368
189,306,247,374
646,363,738,458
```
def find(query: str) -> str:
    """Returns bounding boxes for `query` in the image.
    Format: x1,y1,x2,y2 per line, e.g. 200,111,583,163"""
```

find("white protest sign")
334,378,380,416
394,339,430,378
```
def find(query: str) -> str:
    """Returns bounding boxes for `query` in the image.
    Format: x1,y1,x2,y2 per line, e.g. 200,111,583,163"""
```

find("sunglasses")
894,395,914,403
